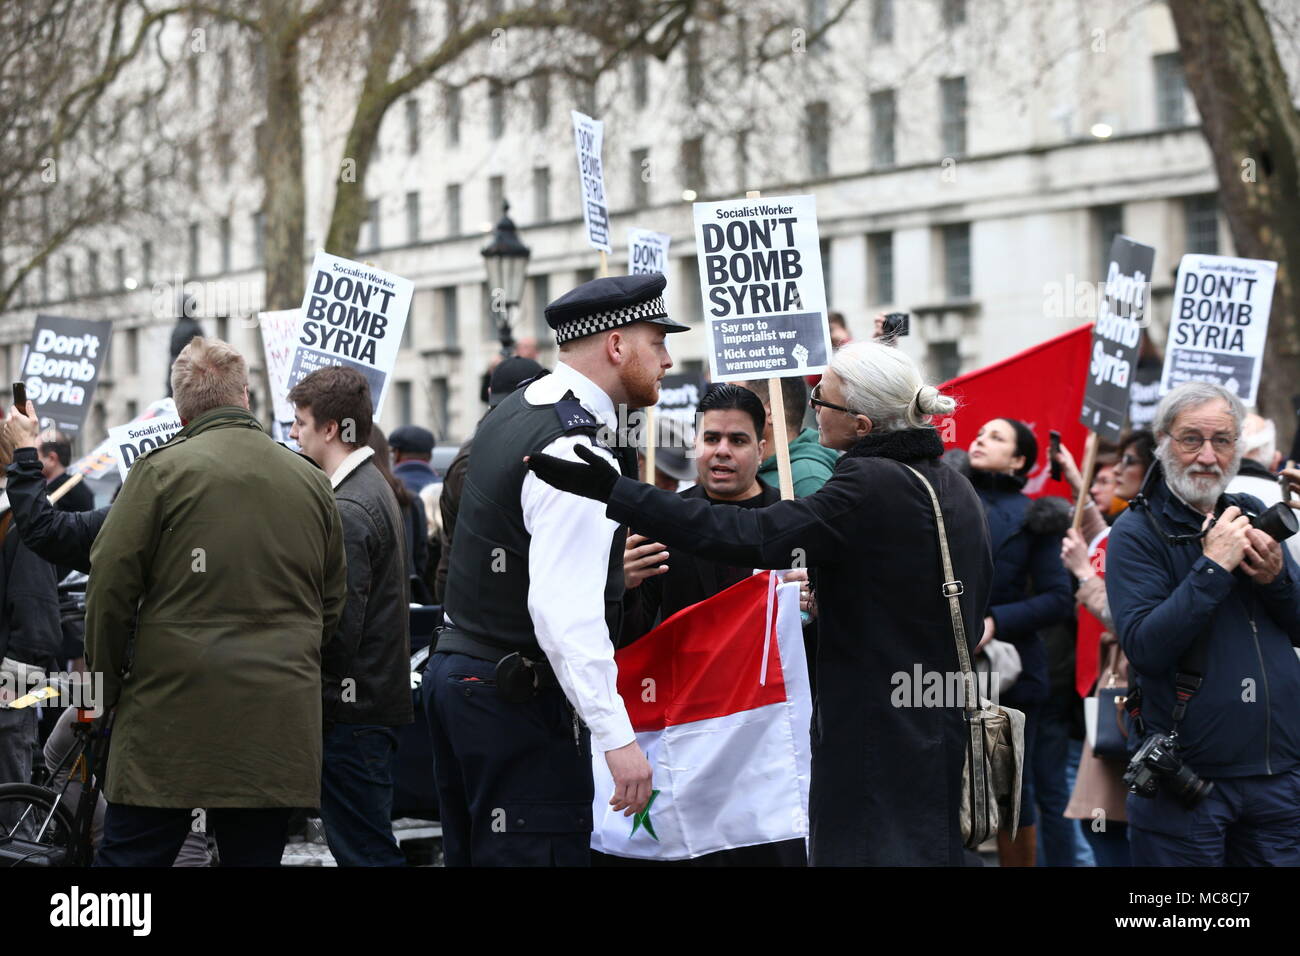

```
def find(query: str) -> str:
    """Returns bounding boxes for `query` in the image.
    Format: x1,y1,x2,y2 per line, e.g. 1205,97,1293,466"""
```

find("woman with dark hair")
967,417,1073,866
368,426,432,604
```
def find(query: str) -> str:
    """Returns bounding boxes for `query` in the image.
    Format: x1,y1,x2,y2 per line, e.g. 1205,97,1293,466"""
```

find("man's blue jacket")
1107,467,1300,780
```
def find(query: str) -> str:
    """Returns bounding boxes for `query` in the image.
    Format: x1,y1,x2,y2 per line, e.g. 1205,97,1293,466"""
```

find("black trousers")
425,651,594,866
95,804,292,867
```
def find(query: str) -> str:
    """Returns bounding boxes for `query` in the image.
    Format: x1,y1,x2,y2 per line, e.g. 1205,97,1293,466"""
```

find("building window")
820,237,832,300
928,341,961,382
868,232,894,305
188,140,201,192
405,97,420,154
446,183,461,236
217,315,230,343
430,377,449,438
488,176,504,221
63,256,75,300
188,222,200,276
940,76,967,158
870,89,896,167
217,132,232,183
115,247,126,290
574,55,596,115
575,267,597,285
942,0,966,28
444,86,461,146
678,256,701,322
532,74,550,130
630,148,649,207
251,214,264,267
127,327,139,374
1154,53,1186,128
364,199,380,251
1184,194,1218,255
187,55,200,106
807,101,830,177
942,223,971,299
39,262,49,302
531,273,551,339
220,217,231,273
685,33,703,100
734,129,750,191
681,137,705,193
441,286,459,347
872,0,894,43
218,49,232,98
632,56,648,109
125,399,138,421
532,167,550,222
406,191,420,243
396,381,413,425
489,79,504,139
1094,204,1124,275
142,240,153,281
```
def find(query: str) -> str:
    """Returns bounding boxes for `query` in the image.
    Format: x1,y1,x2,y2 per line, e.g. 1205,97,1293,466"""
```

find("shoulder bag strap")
898,463,977,713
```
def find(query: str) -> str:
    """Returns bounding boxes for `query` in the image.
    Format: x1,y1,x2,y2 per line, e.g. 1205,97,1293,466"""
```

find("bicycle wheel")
0,783,77,867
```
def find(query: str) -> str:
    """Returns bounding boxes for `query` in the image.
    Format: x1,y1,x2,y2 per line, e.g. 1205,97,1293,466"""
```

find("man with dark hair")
38,430,94,514
289,365,413,867
606,381,805,866
736,376,839,497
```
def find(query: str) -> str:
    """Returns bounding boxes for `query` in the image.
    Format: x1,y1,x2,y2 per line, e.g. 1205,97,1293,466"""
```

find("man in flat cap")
389,424,439,498
428,273,688,866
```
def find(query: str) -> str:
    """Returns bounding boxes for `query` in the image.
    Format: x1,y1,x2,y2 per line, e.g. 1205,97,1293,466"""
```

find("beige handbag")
902,464,1026,849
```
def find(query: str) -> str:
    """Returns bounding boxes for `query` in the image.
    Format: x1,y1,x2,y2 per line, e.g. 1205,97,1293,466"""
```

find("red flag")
937,323,1094,498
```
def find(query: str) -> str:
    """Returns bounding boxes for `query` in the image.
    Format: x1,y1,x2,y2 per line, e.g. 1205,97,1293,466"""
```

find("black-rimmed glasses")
809,383,862,417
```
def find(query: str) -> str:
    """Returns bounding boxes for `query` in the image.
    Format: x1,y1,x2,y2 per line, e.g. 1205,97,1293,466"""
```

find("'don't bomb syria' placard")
692,195,831,383
286,253,413,416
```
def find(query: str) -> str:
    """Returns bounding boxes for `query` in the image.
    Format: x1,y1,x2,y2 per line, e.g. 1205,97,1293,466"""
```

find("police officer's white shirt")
514,360,635,753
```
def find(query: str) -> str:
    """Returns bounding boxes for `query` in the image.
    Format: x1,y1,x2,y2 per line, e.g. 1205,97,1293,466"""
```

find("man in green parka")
86,337,348,866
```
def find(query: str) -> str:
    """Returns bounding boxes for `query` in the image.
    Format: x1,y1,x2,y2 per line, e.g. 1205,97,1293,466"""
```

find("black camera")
1122,733,1214,807
1213,493,1299,543
881,312,909,338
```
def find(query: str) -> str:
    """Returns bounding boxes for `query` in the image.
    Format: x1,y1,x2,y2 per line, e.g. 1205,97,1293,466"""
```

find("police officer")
427,273,689,866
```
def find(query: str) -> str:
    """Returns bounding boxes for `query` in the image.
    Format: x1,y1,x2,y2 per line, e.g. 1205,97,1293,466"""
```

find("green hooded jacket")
757,427,841,497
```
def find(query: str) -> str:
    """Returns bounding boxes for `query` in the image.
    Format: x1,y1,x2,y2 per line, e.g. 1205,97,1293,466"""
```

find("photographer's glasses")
1173,431,1238,454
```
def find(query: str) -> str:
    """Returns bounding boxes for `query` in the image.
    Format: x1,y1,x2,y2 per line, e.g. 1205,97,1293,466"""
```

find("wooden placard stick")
744,189,795,501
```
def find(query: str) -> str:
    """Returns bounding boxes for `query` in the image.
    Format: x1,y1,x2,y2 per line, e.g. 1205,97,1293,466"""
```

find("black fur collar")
843,428,945,463
969,468,1028,493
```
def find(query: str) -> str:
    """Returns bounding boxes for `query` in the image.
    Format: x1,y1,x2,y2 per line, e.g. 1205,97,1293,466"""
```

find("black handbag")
1091,646,1130,760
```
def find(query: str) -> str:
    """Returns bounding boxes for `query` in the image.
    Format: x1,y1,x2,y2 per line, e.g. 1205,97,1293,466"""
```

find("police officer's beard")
1157,437,1242,513
620,358,660,409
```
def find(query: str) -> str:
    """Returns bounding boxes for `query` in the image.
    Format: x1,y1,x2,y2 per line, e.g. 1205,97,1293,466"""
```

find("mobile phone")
11,382,26,409
882,312,910,337
1049,429,1062,481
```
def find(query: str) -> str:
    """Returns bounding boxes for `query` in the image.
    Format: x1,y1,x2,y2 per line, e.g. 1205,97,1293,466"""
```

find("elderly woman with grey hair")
527,341,995,866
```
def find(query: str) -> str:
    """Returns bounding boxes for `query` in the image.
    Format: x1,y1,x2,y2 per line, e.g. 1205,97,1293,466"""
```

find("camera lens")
1252,502,1299,543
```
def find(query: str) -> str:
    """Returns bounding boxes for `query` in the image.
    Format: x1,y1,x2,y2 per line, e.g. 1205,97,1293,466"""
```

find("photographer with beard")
1106,382,1300,866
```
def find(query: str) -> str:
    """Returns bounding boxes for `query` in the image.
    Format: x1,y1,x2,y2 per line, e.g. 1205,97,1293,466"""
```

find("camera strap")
1171,630,1211,733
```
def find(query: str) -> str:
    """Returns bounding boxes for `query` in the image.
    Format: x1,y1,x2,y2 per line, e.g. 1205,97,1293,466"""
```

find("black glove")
526,443,620,502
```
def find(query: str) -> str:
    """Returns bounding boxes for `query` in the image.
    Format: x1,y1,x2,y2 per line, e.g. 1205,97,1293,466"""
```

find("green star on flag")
630,789,661,841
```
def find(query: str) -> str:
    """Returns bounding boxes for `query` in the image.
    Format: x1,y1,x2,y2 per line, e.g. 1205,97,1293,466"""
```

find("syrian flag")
592,572,812,861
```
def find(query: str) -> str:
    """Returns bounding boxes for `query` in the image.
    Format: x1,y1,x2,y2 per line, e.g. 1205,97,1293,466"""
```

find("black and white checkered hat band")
553,295,669,344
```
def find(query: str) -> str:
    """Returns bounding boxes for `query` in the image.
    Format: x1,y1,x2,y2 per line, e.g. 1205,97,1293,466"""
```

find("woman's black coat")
602,428,994,866
968,470,1073,710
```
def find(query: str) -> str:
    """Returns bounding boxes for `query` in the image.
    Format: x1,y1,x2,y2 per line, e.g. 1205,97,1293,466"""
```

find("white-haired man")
1106,382,1300,866
1226,413,1300,565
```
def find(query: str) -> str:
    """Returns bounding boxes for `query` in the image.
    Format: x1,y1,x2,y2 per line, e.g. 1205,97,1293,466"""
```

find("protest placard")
286,253,413,416
1079,235,1154,444
21,315,113,437
692,195,831,383
628,228,671,285
1160,253,1277,404
259,308,301,431
101,398,184,481
572,111,612,254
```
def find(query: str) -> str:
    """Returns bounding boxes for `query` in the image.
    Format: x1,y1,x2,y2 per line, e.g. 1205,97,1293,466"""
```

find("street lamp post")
480,200,531,357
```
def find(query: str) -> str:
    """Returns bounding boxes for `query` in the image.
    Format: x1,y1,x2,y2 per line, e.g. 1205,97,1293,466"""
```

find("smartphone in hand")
1049,429,1062,481
11,382,26,411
